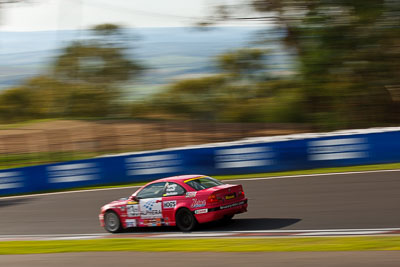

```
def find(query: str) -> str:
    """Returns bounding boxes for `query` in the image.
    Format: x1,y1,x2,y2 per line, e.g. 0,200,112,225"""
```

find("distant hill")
0,27,290,98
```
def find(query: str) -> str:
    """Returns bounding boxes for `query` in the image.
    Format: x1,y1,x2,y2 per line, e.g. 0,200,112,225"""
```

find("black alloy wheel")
176,208,197,232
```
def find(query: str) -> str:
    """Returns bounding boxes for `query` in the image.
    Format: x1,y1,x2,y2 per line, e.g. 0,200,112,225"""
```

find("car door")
161,182,187,224
135,182,166,226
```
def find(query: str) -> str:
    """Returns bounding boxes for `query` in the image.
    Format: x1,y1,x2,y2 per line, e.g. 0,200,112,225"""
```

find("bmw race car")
99,175,248,232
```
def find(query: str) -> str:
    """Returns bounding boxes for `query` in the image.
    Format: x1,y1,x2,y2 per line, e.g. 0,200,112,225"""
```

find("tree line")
1,0,400,130
0,24,143,122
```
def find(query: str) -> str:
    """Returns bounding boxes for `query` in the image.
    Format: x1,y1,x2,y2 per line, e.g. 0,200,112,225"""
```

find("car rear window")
185,176,223,191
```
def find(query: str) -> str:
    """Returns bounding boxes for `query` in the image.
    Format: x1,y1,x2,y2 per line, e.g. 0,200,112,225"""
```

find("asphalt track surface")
2,251,400,267
1,170,400,235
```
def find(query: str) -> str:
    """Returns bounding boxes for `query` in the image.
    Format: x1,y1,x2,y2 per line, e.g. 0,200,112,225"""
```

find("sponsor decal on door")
163,200,177,209
140,198,162,219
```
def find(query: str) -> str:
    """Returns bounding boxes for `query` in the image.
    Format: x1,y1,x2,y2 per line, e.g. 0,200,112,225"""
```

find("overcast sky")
1,0,260,31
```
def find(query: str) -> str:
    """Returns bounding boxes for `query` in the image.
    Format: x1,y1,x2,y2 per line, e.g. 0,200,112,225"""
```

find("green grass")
0,236,399,254
0,151,98,170
0,118,60,129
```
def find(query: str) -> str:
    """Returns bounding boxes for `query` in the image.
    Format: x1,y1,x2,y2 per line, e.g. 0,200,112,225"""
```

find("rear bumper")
194,198,248,224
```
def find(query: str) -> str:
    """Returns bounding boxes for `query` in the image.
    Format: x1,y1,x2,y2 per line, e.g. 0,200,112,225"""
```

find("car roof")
155,174,206,183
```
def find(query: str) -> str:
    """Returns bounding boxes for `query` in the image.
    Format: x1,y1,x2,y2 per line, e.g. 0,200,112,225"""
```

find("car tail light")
238,190,245,198
207,193,219,203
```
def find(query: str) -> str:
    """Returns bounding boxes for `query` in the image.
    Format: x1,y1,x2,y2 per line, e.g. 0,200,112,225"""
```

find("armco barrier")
1,127,400,196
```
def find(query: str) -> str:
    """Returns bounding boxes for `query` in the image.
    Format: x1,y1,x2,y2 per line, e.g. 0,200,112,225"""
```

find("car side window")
137,182,166,199
163,182,186,197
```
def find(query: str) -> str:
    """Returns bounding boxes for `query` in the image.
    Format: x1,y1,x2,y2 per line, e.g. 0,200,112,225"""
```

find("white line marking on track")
228,227,400,233
296,231,388,236
1,228,399,240
152,233,233,238
223,169,400,183
0,185,142,200
1,168,399,200
0,233,108,237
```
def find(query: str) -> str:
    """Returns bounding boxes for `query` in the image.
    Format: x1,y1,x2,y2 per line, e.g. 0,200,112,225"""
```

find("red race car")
99,175,248,232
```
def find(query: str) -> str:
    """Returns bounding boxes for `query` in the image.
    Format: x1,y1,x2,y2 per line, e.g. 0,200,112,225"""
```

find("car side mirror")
130,195,138,202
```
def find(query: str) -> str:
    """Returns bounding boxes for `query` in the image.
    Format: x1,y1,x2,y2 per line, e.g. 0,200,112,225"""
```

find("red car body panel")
99,175,248,230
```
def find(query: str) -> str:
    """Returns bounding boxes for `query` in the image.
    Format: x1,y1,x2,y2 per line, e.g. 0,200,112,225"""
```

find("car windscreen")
185,177,223,191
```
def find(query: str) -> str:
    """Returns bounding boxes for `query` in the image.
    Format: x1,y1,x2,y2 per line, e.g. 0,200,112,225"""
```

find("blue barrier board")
1,129,399,196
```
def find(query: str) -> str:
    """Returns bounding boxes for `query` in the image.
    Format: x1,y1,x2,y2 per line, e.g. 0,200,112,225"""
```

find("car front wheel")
176,208,197,232
104,211,122,233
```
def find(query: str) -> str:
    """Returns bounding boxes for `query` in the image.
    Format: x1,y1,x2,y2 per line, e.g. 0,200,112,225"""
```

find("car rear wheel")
176,208,197,232
104,211,122,233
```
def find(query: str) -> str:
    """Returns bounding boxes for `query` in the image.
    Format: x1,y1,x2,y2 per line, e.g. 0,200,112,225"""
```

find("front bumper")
99,213,105,227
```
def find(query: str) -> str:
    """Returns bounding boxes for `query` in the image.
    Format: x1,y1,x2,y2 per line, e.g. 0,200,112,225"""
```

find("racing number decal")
164,184,179,196
166,184,177,192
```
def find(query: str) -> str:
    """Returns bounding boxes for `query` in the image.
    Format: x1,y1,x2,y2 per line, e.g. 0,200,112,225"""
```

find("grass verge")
0,151,98,170
0,236,399,254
